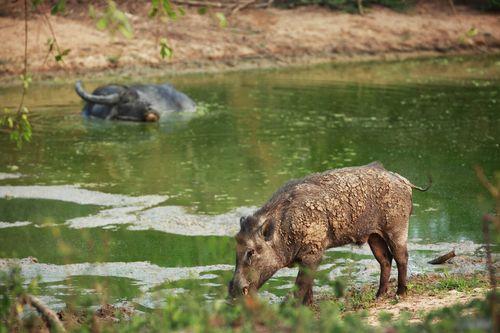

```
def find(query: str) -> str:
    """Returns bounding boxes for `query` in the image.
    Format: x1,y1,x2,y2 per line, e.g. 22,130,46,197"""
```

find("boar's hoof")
396,286,408,296
375,288,389,298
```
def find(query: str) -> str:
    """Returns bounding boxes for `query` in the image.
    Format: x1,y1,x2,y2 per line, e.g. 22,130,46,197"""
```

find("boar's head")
228,215,282,298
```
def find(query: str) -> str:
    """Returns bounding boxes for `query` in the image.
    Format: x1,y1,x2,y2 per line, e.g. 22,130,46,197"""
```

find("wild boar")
228,162,431,305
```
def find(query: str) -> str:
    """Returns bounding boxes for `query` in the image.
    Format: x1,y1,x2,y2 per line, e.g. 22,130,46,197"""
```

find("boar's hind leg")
368,234,393,298
394,244,409,295
387,240,408,296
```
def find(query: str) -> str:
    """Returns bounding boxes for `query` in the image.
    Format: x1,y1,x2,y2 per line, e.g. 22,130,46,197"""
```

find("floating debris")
0,172,23,180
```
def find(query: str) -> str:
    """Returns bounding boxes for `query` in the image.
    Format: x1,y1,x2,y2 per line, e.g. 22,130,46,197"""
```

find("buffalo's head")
75,81,160,122
228,215,282,298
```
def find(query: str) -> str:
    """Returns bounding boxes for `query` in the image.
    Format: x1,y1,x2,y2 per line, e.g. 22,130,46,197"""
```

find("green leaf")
10,130,19,142
160,38,173,59
118,25,134,39
46,38,54,52
466,27,478,37
88,4,96,19
149,7,159,18
162,0,177,19
31,0,43,9
149,0,160,17
55,50,70,62
20,74,32,89
96,17,108,30
215,12,227,28
50,0,66,15
197,7,207,15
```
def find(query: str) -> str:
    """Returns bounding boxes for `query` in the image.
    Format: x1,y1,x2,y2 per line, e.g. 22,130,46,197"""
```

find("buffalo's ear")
239,216,246,231
260,219,276,241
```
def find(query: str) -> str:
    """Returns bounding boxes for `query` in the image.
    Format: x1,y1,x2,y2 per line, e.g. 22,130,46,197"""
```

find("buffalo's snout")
145,112,159,122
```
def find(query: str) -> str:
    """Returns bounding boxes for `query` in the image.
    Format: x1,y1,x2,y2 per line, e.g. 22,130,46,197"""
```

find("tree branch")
428,250,455,264
21,295,66,332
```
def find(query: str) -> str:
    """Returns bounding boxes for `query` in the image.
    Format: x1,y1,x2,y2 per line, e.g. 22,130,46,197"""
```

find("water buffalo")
228,162,431,305
75,81,196,122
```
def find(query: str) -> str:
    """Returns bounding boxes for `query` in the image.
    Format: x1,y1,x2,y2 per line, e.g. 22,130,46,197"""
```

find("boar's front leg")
293,261,319,306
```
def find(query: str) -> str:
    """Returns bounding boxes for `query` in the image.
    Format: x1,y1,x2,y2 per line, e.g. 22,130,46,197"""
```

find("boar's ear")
240,216,246,230
260,219,276,241
240,216,259,234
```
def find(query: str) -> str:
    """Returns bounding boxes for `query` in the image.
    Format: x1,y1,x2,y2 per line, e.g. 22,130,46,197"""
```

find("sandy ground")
364,287,487,325
312,273,493,326
0,1,499,78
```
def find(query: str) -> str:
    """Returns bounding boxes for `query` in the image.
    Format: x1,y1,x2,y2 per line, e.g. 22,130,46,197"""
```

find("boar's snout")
228,277,250,298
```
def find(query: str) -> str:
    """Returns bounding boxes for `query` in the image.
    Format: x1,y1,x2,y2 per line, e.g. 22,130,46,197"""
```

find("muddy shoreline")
2,48,500,85
1,2,500,83
3,49,500,86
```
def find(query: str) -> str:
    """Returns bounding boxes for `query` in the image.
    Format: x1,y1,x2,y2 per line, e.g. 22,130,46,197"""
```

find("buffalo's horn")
75,81,120,105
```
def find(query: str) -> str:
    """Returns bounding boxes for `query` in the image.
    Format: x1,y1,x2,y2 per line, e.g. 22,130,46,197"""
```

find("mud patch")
0,258,234,309
67,204,256,235
0,172,23,180
129,205,256,236
0,185,255,236
0,185,167,207
0,260,233,292
0,221,31,228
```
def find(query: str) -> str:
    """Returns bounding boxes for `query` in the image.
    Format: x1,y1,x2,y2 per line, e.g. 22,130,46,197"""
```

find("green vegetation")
0,268,496,332
436,274,486,292
406,274,488,296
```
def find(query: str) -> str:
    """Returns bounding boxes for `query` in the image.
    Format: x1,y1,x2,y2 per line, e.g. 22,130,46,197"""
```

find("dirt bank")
1,1,499,79
313,273,492,325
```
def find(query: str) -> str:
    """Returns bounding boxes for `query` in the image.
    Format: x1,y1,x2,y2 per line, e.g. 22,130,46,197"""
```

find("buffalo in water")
75,81,196,122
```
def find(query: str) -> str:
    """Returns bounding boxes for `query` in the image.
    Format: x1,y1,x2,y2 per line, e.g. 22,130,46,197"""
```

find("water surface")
0,55,498,308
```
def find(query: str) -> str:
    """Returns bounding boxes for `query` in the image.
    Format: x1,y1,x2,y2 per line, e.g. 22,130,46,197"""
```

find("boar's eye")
244,249,255,265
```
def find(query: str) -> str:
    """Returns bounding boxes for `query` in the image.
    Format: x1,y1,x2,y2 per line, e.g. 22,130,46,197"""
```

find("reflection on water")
0,55,498,308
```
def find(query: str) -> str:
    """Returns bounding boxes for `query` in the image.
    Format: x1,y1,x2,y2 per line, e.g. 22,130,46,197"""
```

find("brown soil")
0,1,499,79
365,287,487,325
313,273,491,326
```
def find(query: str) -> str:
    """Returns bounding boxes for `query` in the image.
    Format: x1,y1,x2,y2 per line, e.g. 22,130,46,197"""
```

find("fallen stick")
428,250,456,265
448,0,457,15
230,0,257,15
21,295,66,332
171,0,227,8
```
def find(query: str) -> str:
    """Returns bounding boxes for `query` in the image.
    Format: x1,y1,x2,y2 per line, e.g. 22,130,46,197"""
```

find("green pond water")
0,55,498,308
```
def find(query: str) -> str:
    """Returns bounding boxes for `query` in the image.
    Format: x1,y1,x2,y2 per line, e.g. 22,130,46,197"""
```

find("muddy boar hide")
228,162,431,305
228,215,282,297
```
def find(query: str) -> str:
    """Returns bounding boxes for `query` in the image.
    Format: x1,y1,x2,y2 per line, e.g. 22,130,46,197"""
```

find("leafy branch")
1,0,32,148
89,0,134,39
148,0,187,60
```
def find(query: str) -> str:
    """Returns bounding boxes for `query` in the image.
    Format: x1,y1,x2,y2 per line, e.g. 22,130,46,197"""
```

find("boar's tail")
409,175,432,192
